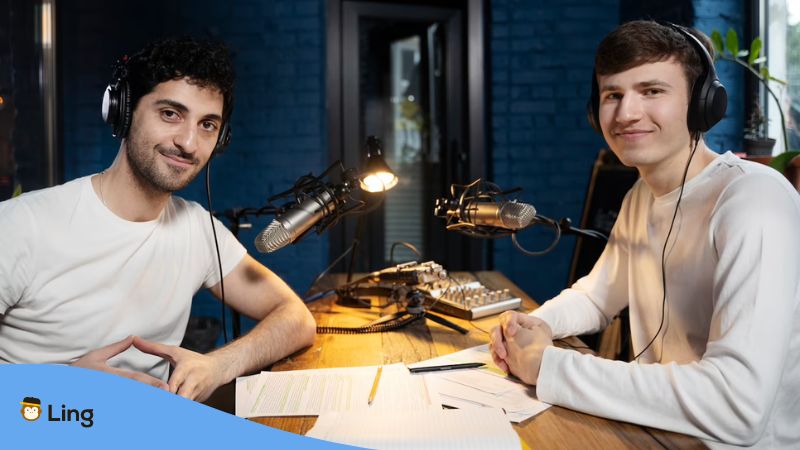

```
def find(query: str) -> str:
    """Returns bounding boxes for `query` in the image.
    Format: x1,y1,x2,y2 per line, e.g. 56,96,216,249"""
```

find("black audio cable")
633,132,701,362
205,161,228,344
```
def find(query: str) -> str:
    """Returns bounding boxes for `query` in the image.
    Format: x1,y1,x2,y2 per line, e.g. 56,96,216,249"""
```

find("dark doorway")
0,0,58,200
327,0,488,273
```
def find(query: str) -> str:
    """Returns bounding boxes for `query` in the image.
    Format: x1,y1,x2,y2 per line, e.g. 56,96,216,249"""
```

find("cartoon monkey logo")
20,397,42,421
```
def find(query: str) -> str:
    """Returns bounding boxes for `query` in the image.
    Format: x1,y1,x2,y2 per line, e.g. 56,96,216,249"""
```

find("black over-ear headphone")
587,22,728,134
101,56,232,155
101,57,132,139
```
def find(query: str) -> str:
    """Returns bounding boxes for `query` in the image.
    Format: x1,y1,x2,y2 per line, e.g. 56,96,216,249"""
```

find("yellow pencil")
368,366,382,406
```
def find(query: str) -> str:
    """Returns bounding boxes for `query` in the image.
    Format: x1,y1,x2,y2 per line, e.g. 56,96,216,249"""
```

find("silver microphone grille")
499,202,537,230
254,220,293,253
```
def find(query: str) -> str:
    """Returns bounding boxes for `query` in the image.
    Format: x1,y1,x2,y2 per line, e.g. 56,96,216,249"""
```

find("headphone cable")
205,161,228,344
633,132,701,362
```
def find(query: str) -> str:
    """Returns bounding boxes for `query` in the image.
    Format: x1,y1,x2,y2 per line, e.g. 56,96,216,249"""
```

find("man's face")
125,78,224,193
597,59,692,173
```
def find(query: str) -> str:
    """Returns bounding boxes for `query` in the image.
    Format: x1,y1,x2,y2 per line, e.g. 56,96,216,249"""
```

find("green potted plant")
711,28,792,155
743,98,776,155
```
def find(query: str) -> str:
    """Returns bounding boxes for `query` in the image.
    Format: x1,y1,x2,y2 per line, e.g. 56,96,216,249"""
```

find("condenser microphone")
437,199,537,230
254,190,336,253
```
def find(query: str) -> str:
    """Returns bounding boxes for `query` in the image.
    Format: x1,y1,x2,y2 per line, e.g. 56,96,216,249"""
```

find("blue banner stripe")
1,365,355,449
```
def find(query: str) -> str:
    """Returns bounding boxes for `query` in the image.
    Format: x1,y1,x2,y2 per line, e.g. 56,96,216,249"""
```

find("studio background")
1,0,745,338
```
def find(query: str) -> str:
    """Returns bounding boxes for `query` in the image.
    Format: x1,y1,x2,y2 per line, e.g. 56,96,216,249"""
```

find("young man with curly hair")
0,37,316,402
490,21,800,448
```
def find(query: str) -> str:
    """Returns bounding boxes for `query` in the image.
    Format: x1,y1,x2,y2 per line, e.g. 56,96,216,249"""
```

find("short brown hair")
594,20,714,91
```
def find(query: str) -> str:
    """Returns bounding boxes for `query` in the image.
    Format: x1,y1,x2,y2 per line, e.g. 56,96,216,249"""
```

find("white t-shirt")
532,152,800,448
0,175,246,380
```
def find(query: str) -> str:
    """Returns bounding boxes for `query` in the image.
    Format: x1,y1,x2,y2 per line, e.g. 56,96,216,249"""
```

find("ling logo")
19,396,94,428
20,397,42,421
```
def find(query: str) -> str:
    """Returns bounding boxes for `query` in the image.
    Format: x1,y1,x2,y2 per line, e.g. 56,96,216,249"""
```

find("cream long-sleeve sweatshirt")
531,152,800,449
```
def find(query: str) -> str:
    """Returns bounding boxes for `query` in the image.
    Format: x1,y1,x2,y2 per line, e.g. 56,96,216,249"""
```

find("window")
763,0,800,152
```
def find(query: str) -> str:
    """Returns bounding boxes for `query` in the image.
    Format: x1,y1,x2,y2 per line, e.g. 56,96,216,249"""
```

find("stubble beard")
125,131,202,193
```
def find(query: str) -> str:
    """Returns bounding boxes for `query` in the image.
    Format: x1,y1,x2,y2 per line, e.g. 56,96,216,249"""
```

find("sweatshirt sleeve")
535,174,800,446
531,191,633,339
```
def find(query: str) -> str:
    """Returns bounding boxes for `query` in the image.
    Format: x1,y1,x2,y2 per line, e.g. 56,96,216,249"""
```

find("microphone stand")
220,153,407,334
335,193,388,308
336,214,371,308
505,215,608,257
367,288,468,334
328,284,468,335
555,217,608,242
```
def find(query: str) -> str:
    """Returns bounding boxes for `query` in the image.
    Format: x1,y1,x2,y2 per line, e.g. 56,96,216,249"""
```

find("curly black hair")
122,36,235,121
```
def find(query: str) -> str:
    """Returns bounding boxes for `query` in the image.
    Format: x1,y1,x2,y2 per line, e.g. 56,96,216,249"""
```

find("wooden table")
243,272,704,449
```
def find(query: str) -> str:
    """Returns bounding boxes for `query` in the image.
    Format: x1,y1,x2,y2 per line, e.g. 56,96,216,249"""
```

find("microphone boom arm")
436,178,608,256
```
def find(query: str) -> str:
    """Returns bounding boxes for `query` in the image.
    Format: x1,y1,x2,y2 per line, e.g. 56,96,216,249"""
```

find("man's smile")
157,147,196,169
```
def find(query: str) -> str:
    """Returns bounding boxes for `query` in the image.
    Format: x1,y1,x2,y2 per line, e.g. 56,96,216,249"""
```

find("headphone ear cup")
101,79,131,138
661,22,727,133
687,75,728,133
116,80,132,138
587,70,602,134
702,79,727,132
686,79,705,133
212,122,231,156
101,84,118,129
586,99,601,133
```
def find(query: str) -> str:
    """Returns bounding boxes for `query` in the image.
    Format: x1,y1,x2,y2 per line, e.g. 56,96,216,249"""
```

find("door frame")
326,0,489,271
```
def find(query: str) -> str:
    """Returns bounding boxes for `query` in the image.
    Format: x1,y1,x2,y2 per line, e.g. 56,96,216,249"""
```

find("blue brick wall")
59,0,327,337
490,0,617,301
695,0,745,153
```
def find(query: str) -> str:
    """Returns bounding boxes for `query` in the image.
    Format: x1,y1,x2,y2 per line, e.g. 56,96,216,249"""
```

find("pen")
409,362,485,373
367,366,382,405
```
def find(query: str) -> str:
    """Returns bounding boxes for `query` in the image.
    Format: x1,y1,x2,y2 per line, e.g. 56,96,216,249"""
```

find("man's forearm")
207,300,315,383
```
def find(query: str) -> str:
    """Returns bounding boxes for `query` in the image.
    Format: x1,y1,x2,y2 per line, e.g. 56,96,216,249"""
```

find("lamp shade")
359,136,398,193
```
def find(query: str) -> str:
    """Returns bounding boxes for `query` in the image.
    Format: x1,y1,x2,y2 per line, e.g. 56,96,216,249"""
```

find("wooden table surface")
244,271,704,449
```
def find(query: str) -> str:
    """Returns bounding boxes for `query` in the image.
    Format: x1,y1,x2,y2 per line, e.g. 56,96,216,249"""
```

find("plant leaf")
752,56,767,65
748,37,762,65
770,75,788,85
759,67,786,85
726,28,740,57
711,30,725,54
768,151,800,172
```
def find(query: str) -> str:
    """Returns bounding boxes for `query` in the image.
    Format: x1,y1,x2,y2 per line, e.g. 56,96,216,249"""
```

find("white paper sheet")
410,344,552,423
307,408,521,450
235,363,440,418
